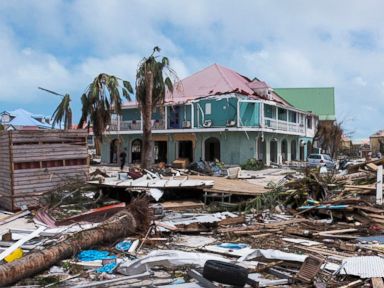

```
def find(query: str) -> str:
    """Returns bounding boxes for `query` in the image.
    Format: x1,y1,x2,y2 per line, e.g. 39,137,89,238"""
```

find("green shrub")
241,158,264,171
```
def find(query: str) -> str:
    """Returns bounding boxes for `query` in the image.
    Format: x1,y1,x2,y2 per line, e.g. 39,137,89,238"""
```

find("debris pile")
0,159,383,287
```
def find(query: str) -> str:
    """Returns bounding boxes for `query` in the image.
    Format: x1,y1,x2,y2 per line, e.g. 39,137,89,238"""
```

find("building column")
277,138,282,164
265,137,271,166
287,139,291,162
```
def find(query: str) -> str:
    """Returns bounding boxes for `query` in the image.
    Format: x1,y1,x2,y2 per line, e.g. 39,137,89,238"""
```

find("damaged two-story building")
101,64,318,166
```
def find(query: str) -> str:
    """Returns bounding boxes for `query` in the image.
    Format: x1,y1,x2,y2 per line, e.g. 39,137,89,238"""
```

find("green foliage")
52,94,72,129
135,46,177,108
241,158,264,171
78,73,133,140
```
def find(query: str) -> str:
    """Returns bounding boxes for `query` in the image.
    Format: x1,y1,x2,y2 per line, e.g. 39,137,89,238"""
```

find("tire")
203,260,248,287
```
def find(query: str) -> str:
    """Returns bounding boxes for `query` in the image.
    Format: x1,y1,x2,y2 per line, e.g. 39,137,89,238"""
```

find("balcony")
108,120,142,131
264,118,305,133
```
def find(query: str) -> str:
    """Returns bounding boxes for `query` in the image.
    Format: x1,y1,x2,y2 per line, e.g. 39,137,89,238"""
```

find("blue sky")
0,0,383,139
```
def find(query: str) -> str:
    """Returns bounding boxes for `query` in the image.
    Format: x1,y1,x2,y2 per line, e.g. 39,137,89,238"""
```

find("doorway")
178,141,193,162
270,139,278,163
110,139,119,163
291,140,297,161
204,137,220,161
154,141,167,163
131,139,142,164
281,139,287,162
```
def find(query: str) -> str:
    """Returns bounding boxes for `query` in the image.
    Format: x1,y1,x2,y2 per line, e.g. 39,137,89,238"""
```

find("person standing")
119,148,127,170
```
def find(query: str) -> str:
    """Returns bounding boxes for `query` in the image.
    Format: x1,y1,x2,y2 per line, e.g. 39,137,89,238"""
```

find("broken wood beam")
0,200,150,287
372,277,384,288
339,280,364,288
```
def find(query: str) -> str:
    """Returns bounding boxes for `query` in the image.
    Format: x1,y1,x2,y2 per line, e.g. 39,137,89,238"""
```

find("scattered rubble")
0,158,383,287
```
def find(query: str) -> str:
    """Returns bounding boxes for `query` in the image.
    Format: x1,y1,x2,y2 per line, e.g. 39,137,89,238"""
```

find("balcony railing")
108,117,306,134
264,118,305,133
108,120,142,131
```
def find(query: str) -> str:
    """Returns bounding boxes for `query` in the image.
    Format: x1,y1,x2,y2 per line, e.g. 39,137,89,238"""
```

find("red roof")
167,64,290,105
122,63,291,108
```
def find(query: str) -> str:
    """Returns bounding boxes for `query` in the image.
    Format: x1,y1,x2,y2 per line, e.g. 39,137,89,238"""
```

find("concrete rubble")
0,159,384,287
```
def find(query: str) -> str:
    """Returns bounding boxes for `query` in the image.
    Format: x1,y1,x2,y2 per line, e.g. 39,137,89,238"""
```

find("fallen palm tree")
0,199,150,287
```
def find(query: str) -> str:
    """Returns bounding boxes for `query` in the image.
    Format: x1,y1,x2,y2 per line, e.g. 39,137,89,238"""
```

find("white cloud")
353,76,367,86
1,0,384,137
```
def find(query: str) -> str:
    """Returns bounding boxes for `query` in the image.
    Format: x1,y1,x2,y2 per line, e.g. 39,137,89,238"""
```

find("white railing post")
377,165,383,205
237,100,240,127
190,103,194,129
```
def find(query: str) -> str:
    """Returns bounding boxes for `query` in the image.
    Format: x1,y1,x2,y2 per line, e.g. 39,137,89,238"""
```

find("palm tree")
78,73,133,145
136,47,177,169
38,87,72,129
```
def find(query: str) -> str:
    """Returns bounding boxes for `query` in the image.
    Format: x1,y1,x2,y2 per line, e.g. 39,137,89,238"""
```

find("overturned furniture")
0,130,89,211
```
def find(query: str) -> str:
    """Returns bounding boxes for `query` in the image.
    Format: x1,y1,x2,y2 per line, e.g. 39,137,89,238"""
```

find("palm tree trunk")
0,202,149,287
142,71,154,169
67,109,73,130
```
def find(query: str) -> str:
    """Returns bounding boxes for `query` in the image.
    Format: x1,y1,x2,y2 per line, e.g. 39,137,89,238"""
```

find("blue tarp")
77,250,116,262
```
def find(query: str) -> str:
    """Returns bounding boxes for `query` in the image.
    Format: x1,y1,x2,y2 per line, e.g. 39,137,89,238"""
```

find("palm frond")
78,73,133,141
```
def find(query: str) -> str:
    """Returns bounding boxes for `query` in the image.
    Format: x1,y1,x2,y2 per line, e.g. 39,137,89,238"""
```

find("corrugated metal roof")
165,64,291,106
340,256,384,278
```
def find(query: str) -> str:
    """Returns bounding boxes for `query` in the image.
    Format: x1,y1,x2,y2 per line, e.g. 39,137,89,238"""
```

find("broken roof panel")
119,64,292,108
168,64,291,106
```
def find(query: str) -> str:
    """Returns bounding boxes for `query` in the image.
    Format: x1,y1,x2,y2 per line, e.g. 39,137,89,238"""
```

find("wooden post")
377,165,383,205
8,131,15,211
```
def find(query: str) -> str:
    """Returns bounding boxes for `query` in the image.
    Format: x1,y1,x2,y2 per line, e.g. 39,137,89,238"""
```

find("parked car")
307,153,336,170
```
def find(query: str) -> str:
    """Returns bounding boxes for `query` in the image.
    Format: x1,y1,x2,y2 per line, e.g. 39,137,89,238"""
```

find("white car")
307,154,336,170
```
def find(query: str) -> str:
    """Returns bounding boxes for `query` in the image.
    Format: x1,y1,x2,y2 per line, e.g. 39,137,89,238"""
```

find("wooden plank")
0,226,46,261
345,184,376,190
13,166,89,177
8,130,14,210
339,280,364,288
13,154,87,162
11,134,87,142
12,145,88,154
12,148,87,157
0,210,30,226
219,215,245,226
12,142,88,149
14,176,82,186
13,165,89,177
377,165,383,205
355,205,384,214
162,200,204,211
13,179,87,194
372,277,384,288
367,163,379,172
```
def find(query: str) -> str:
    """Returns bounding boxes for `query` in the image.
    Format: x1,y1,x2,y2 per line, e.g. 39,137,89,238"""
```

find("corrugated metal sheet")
340,256,384,278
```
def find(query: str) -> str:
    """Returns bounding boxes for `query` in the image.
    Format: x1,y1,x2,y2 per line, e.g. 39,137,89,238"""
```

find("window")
288,111,297,123
264,104,275,118
205,103,211,115
1,114,10,123
278,108,287,121
308,154,321,159
307,116,312,129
